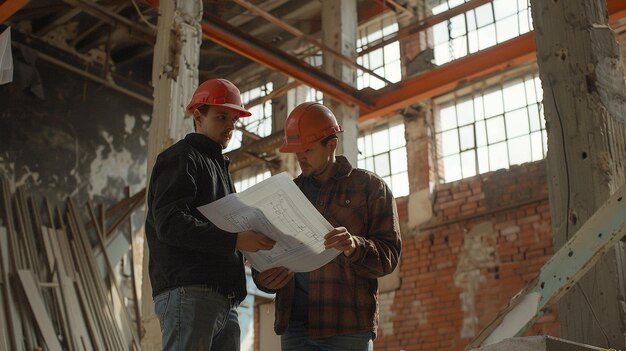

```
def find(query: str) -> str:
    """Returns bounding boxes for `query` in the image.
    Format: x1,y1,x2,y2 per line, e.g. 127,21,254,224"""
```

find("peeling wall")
0,59,151,207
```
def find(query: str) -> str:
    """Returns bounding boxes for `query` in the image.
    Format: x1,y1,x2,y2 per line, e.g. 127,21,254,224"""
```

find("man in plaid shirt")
253,102,402,350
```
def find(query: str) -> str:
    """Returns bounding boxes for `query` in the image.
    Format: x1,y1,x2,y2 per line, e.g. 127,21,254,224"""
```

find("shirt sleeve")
149,153,238,256
347,177,402,278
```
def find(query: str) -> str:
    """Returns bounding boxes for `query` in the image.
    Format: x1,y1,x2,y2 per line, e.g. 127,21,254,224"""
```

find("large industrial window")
356,14,402,90
234,169,271,192
358,120,409,197
432,0,533,65
435,73,546,183
224,83,273,152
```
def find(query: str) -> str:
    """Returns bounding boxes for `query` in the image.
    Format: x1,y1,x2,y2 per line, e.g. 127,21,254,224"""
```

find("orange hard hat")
186,78,251,117
279,102,343,153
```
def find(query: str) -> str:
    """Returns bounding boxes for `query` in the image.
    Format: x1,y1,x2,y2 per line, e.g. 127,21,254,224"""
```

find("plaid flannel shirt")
254,155,402,338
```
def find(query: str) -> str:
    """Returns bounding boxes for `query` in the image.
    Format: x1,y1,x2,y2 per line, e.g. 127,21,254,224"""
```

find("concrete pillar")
321,0,359,165
401,0,434,77
141,1,203,349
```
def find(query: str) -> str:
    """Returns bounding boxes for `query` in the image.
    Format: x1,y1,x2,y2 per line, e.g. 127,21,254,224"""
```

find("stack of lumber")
0,176,145,350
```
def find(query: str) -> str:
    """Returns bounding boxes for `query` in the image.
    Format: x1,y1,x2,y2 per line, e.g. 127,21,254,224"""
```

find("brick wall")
375,161,560,351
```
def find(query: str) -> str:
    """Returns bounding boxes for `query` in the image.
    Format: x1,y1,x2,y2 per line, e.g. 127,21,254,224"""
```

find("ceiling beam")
201,12,371,109
62,0,154,44
0,0,29,23
232,0,391,85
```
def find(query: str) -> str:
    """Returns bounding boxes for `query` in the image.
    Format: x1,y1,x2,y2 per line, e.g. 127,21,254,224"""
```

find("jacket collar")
331,155,353,179
184,133,224,159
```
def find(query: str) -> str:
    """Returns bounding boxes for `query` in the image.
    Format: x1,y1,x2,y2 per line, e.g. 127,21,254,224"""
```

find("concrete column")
397,3,436,235
141,1,203,349
400,0,434,77
321,0,359,165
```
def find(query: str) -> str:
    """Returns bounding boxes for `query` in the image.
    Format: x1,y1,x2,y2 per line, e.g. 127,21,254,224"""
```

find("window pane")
372,128,390,154
450,14,466,38
477,146,490,173
456,98,474,126
468,30,479,54
435,42,452,65
478,24,497,50
433,22,450,45
459,125,475,150
374,153,390,176
486,115,506,144
484,89,503,117
369,48,384,69
467,10,477,31
489,142,509,170
441,129,460,156
474,96,485,120
461,150,477,178
363,134,373,156
384,42,400,62
439,104,458,131
496,15,519,43
519,9,531,33
391,172,409,197
525,78,537,104
475,4,494,27
451,37,468,59
443,154,462,182
390,148,408,173
530,131,544,161
389,123,406,149
503,80,526,111
494,0,516,20
508,135,531,165
505,107,530,138
476,120,487,146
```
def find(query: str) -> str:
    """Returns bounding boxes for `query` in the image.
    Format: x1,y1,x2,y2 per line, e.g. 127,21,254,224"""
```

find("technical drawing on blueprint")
197,172,339,272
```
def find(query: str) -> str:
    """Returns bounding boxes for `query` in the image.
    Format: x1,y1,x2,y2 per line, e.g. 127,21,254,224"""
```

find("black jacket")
145,133,246,303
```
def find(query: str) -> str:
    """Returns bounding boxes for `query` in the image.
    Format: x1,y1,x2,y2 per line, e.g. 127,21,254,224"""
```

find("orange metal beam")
0,0,29,23
360,32,536,121
201,13,371,109
361,0,626,121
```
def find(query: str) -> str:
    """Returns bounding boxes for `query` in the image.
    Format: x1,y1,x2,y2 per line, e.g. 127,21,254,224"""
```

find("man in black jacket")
145,78,275,351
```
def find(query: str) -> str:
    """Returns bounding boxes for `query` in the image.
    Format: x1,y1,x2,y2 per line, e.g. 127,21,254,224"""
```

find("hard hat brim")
186,102,252,117
279,142,307,153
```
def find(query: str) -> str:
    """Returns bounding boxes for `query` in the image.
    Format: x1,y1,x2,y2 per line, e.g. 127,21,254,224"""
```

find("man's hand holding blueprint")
197,172,340,272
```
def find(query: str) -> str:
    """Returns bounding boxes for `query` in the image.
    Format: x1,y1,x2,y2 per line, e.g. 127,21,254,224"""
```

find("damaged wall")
376,162,560,351
0,59,151,206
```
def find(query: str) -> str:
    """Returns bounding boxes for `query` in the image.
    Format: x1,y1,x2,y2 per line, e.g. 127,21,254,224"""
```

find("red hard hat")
186,79,251,117
279,102,343,153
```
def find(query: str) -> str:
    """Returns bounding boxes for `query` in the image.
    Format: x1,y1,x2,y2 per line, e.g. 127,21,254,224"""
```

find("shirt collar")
331,155,353,179
184,133,224,159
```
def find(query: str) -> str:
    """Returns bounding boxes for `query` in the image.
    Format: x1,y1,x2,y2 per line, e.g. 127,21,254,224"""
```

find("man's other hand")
258,267,293,290
324,227,356,257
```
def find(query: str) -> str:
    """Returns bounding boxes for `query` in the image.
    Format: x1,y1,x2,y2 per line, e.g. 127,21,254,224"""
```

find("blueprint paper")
197,172,339,272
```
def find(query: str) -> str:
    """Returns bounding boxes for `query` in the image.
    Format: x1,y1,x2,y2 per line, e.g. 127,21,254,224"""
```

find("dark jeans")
281,321,373,351
154,285,240,351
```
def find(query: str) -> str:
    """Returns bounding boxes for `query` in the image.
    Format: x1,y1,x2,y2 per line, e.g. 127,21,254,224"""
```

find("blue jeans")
281,321,373,351
154,285,240,351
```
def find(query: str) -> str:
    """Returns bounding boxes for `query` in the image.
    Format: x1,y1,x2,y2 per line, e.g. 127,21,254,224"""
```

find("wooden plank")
52,225,101,350
0,185,25,351
0,227,11,351
80,198,140,348
41,227,82,351
16,269,63,350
